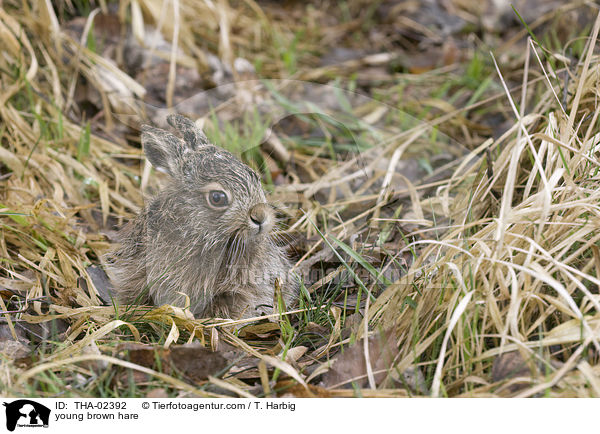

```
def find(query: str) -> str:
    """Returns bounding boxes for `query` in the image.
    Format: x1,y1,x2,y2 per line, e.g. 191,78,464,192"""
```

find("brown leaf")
491,351,534,393
170,343,228,382
398,366,428,395
120,343,158,368
84,265,114,304
238,322,280,339
305,322,328,335
146,388,169,398
0,338,30,360
275,380,332,398
492,351,532,382
120,342,229,382
117,369,150,385
63,14,123,56
284,346,308,365
78,342,108,372
322,328,398,389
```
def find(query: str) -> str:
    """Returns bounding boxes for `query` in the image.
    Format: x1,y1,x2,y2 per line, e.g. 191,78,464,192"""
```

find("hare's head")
142,114,276,246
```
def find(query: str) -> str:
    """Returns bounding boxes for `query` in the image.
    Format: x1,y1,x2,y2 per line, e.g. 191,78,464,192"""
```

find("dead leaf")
14,318,69,344
322,328,398,389
276,380,332,398
284,346,308,365
491,351,534,393
146,388,169,398
398,366,428,395
120,342,228,383
492,351,532,382
85,265,114,304
305,322,328,335
238,322,280,339
119,342,151,363
0,338,30,360
170,343,228,382
78,342,108,372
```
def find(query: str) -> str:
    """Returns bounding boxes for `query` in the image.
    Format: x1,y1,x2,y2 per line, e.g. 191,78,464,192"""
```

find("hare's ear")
166,114,210,150
141,125,187,176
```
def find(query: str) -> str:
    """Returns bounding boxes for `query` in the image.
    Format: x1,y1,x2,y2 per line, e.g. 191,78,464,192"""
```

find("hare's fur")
105,115,297,318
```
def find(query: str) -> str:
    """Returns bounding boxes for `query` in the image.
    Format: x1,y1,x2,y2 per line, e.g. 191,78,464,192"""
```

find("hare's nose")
249,204,270,231
249,205,267,225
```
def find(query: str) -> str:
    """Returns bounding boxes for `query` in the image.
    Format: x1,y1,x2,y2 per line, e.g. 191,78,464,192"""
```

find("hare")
105,114,298,319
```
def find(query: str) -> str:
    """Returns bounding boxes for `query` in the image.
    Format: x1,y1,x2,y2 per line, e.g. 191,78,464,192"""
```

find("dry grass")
1,0,599,397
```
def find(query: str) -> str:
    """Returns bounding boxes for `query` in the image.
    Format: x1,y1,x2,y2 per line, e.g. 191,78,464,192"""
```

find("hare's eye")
207,190,229,208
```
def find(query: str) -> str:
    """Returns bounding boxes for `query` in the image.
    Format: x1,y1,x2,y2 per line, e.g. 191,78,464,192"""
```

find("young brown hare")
106,114,298,318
